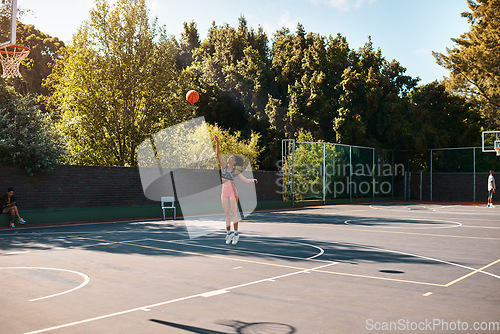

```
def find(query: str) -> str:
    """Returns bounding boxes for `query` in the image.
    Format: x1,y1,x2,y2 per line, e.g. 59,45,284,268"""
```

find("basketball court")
1,202,499,333
1,1,499,333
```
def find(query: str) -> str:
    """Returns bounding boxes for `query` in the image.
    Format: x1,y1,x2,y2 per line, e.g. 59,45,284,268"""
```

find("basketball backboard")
1,0,17,47
482,130,500,155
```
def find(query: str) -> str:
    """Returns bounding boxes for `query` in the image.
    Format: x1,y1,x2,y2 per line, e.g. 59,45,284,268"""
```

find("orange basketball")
186,90,199,103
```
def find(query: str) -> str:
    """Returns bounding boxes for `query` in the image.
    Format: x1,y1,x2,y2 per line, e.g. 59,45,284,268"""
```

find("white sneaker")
225,232,233,245
491,204,496,208
232,233,239,245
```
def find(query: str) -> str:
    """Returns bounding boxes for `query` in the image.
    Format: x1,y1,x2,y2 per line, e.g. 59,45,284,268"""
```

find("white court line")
1,238,153,257
246,220,500,280
369,204,499,216
0,267,90,302
361,245,500,281
344,218,462,229
22,262,337,334
149,238,330,263
81,238,152,247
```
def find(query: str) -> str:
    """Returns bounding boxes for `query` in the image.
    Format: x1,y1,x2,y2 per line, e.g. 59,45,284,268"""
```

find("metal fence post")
473,147,476,202
420,171,423,201
323,142,326,204
392,150,395,199
291,139,295,207
372,148,375,202
430,149,433,202
349,146,352,203
404,171,407,200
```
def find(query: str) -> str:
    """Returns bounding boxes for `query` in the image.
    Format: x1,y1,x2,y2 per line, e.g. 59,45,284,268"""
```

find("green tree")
433,0,500,128
0,81,63,174
208,123,262,169
408,81,481,151
188,16,270,134
48,0,192,166
292,130,324,200
18,23,65,97
334,39,418,149
176,21,200,69
287,32,352,141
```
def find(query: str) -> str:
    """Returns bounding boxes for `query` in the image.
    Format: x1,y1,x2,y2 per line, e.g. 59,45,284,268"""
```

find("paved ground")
1,203,499,334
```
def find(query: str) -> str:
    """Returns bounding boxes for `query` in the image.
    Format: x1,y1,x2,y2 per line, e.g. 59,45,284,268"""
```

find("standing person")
1,188,27,228
487,170,496,208
213,135,257,245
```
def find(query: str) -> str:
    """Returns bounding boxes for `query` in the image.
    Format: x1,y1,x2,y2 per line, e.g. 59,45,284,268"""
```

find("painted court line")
3,247,71,257
0,267,90,302
73,231,500,287
444,259,500,287
368,204,500,216
80,238,152,247
155,238,329,263
6,251,30,255
22,263,337,334
344,218,462,229
200,290,230,297
2,238,153,256
72,236,337,274
276,223,500,241
72,236,446,287
362,245,500,281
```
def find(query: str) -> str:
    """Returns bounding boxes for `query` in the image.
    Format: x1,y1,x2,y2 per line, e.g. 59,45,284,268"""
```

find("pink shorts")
221,184,238,199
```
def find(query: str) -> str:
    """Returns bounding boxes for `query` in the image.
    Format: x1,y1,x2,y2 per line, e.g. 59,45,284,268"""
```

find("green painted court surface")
1,203,499,333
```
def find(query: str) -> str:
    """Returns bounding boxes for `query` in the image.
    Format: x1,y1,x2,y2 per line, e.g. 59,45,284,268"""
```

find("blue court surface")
1,203,499,333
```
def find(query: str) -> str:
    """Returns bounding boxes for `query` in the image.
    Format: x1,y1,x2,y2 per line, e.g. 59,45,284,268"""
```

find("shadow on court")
247,208,452,227
0,217,446,267
150,319,296,334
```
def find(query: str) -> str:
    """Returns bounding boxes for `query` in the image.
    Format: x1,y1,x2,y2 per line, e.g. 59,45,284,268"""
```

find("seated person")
1,187,26,228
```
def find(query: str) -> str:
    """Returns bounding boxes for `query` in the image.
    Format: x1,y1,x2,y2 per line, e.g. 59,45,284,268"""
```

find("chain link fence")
403,147,500,202
282,140,500,205
282,140,401,205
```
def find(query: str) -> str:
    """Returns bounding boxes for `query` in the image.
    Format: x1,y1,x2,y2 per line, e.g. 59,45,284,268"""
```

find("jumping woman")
214,135,257,245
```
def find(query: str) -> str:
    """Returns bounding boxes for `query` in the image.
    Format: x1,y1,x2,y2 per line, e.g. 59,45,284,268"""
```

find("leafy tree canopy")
433,0,500,128
0,0,493,171
0,80,63,174
47,0,195,166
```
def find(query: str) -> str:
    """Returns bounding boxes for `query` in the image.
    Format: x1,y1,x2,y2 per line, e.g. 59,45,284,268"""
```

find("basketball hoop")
495,140,500,156
0,43,30,78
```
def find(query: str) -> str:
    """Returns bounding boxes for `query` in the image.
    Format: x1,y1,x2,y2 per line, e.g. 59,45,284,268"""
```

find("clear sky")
18,0,470,85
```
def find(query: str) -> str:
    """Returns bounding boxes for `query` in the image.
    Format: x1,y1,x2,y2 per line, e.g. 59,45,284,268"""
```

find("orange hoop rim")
0,43,30,55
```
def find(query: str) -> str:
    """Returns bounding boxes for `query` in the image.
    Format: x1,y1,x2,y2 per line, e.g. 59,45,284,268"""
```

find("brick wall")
2,163,492,213
0,164,283,210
